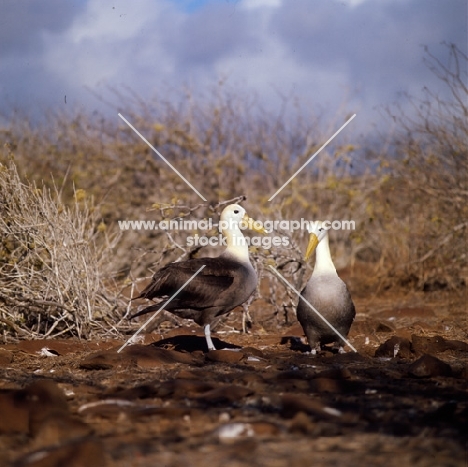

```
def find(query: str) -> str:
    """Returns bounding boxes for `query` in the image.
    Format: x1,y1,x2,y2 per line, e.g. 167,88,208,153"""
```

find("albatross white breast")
131,204,265,351
296,222,356,353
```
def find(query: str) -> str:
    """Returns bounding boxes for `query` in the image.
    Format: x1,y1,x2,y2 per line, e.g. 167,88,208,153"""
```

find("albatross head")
305,221,329,261
219,204,267,234
219,204,266,262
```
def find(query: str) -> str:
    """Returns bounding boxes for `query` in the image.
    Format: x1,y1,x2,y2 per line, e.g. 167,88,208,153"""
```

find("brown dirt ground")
0,289,466,467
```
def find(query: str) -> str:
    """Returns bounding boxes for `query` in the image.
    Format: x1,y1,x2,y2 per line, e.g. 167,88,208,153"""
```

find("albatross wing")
131,257,257,324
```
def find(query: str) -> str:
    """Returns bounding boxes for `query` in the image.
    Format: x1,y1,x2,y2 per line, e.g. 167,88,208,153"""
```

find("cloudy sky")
0,0,465,136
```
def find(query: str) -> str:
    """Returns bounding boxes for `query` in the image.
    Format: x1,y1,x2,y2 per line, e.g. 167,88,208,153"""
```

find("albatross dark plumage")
296,222,356,353
130,204,265,351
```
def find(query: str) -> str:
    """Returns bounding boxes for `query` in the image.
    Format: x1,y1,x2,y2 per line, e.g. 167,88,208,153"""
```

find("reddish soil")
0,290,466,467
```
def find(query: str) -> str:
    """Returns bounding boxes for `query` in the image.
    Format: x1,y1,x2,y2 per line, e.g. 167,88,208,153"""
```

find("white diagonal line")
268,114,356,201
117,265,206,353
118,113,207,201
268,265,357,352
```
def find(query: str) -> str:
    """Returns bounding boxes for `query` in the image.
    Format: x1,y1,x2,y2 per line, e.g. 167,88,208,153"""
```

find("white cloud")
42,0,179,89
340,0,369,6
0,0,465,134
241,0,282,10
66,1,152,43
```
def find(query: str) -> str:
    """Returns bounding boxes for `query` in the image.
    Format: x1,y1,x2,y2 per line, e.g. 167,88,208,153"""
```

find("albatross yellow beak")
243,213,267,234
305,233,319,261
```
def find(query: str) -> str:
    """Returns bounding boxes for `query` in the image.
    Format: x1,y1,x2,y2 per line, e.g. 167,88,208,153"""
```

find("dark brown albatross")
297,221,356,353
130,204,265,351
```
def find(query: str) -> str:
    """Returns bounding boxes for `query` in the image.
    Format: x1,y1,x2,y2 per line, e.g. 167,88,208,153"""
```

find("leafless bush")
0,156,122,341
376,43,468,290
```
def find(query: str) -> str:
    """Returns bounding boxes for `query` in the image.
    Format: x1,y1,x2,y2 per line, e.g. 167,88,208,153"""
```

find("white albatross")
130,204,265,351
296,221,356,353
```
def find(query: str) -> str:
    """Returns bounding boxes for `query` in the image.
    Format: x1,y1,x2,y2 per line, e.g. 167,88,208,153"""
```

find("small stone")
411,335,448,354
79,350,131,370
408,354,453,378
375,336,412,359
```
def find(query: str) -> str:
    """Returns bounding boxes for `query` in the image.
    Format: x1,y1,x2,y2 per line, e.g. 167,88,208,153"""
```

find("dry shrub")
373,43,467,291
0,157,122,341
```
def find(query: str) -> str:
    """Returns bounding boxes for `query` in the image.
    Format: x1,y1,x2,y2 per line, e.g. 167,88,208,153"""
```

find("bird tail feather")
129,300,168,320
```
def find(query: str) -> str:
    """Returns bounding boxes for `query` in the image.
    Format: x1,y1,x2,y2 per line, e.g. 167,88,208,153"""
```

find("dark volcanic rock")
375,336,413,359
79,350,132,370
408,354,453,378
411,334,468,355
124,345,203,367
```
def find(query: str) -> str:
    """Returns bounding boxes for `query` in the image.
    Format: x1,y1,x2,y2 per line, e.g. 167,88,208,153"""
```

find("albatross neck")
312,233,337,276
221,225,251,263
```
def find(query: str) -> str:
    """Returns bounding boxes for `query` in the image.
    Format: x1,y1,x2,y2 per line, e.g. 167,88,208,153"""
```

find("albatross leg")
242,304,252,334
204,324,216,351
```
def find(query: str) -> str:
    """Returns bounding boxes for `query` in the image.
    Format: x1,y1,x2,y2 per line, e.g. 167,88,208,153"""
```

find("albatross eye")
234,210,239,214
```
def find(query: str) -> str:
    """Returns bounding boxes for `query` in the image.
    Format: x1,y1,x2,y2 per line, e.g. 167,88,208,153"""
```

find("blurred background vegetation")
0,44,466,341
